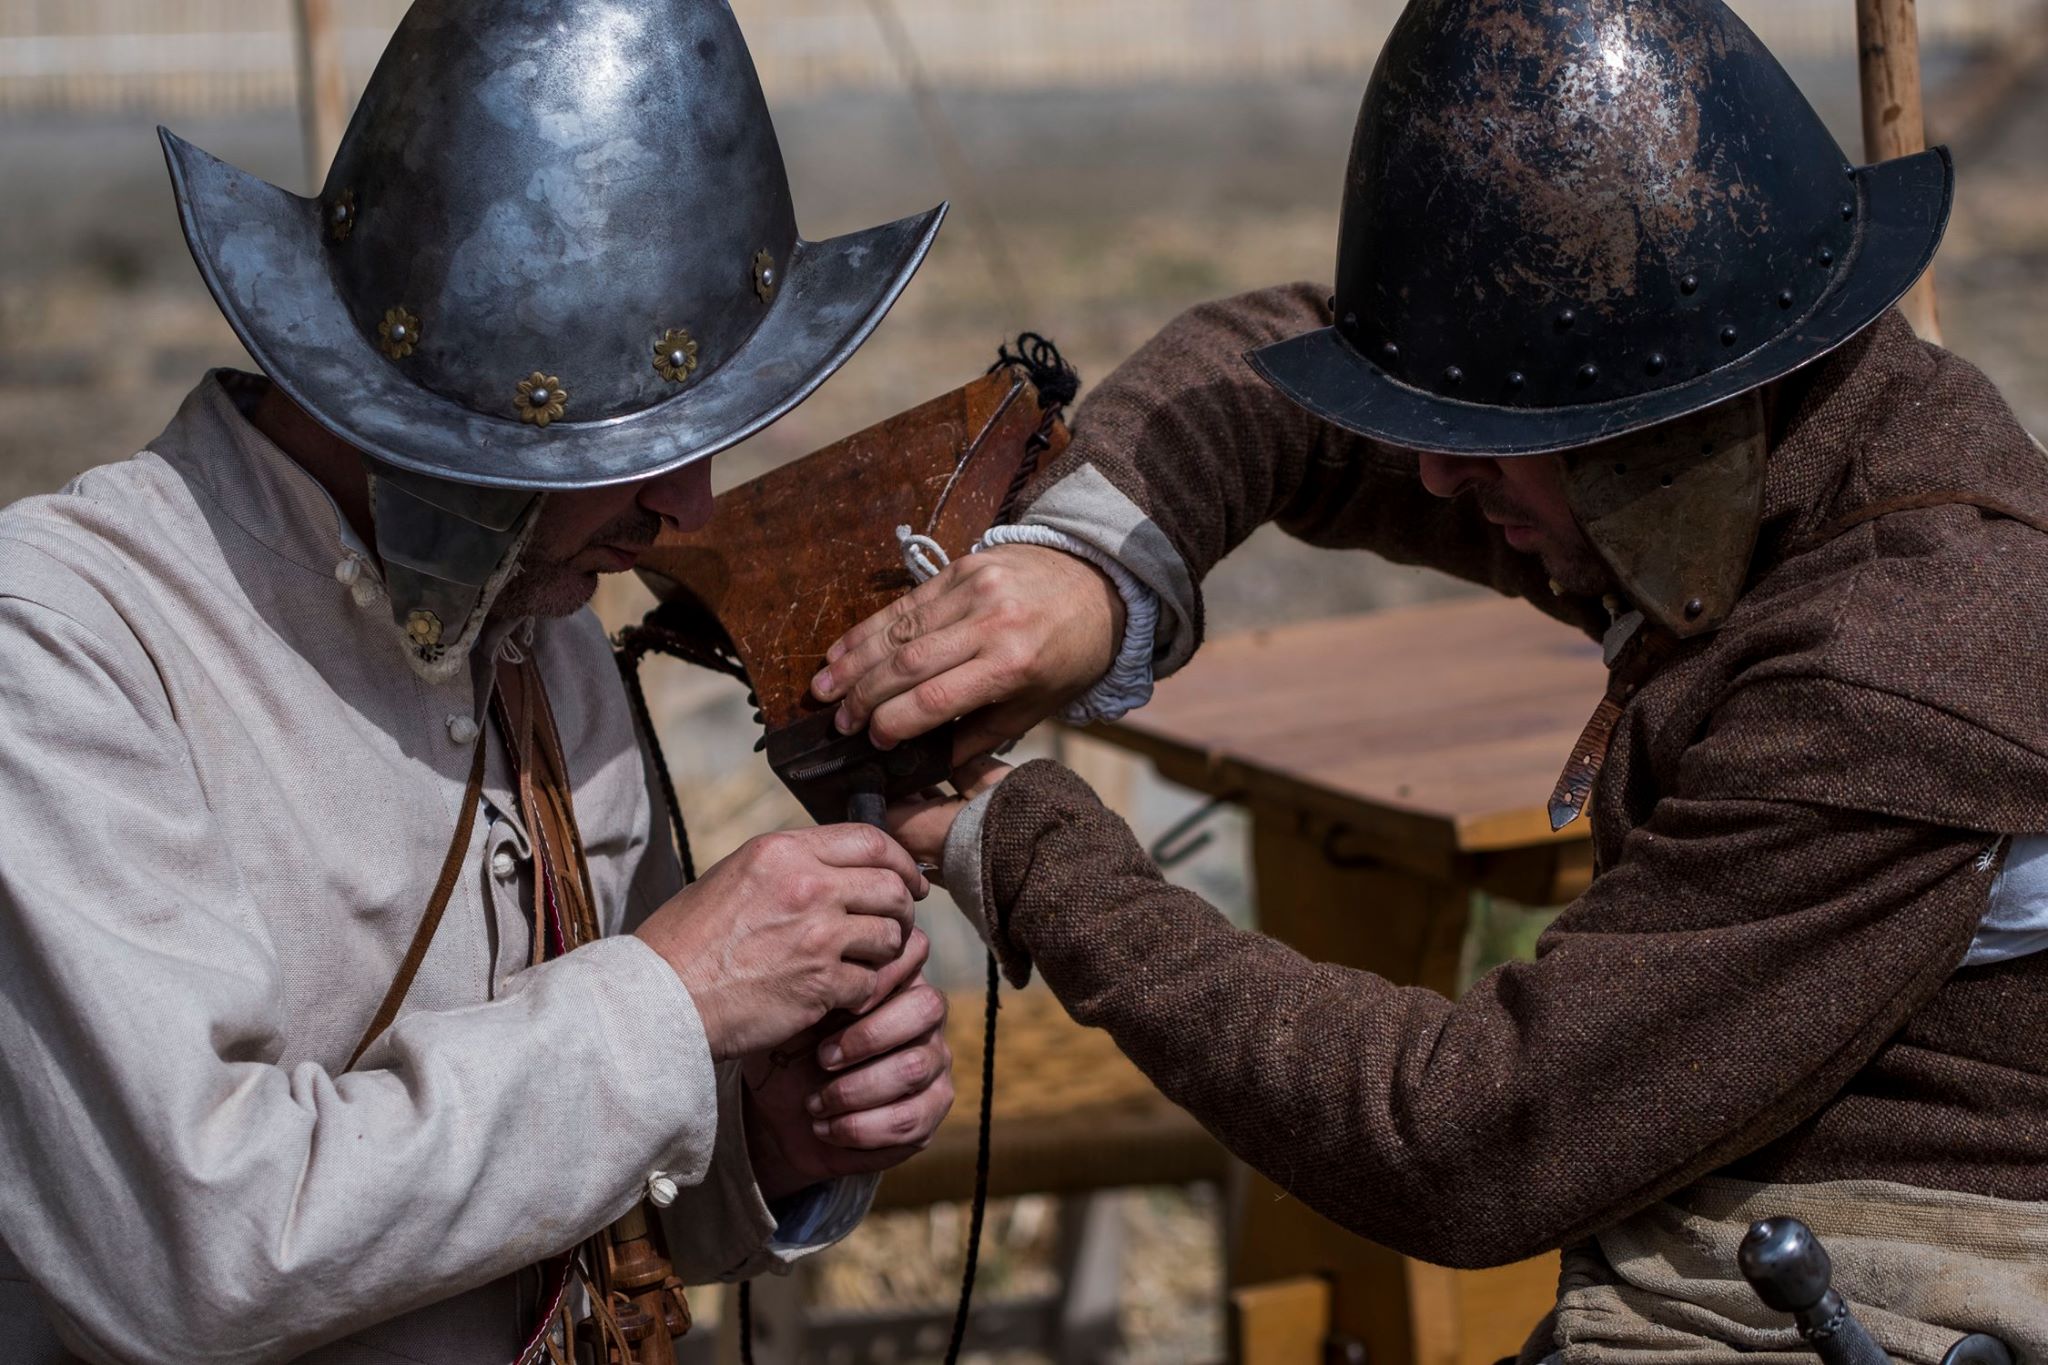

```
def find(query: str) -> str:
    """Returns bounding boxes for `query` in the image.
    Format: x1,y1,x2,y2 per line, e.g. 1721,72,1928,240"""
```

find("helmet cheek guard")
1561,394,1768,638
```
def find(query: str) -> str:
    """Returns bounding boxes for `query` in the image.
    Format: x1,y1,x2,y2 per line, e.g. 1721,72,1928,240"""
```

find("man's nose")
638,461,714,533
1416,451,1500,500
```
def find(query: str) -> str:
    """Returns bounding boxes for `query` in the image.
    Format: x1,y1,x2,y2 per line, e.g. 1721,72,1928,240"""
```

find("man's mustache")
589,508,665,552
1473,486,1530,526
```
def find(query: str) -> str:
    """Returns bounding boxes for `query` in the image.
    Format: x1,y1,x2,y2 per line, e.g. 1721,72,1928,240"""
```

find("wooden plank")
1231,1276,1332,1365
1093,598,1606,859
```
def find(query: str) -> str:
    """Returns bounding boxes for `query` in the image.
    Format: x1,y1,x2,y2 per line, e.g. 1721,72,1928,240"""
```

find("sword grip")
1738,1217,1889,1365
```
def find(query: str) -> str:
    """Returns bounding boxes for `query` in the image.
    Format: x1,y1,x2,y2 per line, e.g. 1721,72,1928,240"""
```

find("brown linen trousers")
970,286,2048,1275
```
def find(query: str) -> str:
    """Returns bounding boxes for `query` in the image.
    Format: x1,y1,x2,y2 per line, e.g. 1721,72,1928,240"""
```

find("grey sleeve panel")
940,785,1001,943
1020,463,1201,677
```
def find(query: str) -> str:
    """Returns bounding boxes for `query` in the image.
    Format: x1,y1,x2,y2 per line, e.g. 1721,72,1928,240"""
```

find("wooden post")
293,0,350,193
1855,0,1941,342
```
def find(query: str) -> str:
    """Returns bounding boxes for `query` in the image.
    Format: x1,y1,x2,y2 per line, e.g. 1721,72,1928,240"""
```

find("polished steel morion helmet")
1248,0,1953,636
161,0,945,674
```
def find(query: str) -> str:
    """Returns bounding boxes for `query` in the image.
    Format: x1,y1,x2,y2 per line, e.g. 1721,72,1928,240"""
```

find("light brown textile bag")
1550,1177,2048,1364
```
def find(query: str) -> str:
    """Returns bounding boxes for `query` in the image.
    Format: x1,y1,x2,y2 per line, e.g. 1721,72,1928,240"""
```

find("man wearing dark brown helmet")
819,0,2048,1352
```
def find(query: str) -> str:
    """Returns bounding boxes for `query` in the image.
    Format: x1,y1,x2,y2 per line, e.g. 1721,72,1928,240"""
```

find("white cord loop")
897,525,951,584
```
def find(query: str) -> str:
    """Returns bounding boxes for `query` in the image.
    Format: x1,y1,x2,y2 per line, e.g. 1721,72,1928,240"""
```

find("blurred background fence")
3,0,2041,110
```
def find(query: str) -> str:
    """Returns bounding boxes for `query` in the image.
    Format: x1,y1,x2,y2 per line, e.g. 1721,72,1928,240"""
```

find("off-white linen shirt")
0,374,861,1364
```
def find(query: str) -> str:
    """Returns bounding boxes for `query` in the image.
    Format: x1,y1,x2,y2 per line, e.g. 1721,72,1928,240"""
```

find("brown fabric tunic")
975,283,2048,1273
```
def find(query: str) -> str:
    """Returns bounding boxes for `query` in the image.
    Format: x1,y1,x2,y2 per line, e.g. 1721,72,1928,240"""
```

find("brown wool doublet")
976,286,2048,1271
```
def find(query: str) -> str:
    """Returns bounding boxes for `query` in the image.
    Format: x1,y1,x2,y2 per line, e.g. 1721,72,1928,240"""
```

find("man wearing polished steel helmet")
0,2,956,1360
825,0,2048,1350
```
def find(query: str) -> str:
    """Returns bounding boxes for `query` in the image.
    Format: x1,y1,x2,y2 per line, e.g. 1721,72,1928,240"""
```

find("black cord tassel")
990,331,1080,417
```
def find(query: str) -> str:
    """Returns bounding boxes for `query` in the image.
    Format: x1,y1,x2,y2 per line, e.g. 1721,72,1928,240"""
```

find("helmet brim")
161,128,947,491
1246,147,1952,457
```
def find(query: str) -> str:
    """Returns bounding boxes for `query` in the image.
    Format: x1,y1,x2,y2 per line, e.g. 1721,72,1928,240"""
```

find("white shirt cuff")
974,524,1159,725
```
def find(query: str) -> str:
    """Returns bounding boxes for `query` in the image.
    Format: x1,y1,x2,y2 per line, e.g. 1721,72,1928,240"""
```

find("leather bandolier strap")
345,705,491,1069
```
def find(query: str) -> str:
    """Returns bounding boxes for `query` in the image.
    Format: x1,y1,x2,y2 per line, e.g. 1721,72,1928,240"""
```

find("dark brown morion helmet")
1248,0,1952,458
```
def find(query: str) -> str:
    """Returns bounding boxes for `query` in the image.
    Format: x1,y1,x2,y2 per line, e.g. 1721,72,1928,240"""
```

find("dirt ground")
4,49,2046,1362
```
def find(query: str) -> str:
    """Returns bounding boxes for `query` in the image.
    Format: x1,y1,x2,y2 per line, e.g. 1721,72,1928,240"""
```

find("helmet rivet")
1844,163,1857,179
1379,341,1400,365
752,249,781,302
1645,352,1667,376
1556,308,1576,330
377,306,420,360
1684,598,1705,620
515,371,568,427
1576,363,1599,387
1342,312,1359,331
653,327,700,384
1442,365,1464,385
1679,274,1699,296
1505,370,1525,390
1817,247,1835,267
1778,289,1795,309
328,189,357,242
1720,325,1739,347
1840,201,1855,220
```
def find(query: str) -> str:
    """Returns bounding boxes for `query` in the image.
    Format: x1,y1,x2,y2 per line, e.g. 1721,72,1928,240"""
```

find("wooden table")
1087,594,1609,1365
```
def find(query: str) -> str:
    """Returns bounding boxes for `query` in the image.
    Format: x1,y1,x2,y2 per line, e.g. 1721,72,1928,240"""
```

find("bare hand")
885,758,1013,870
635,825,928,1061
742,934,954,1198
810,544,1123,763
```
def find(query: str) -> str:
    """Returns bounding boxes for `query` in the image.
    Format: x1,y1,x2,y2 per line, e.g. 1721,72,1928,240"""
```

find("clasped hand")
634,823,953,1199
808,541,1120,866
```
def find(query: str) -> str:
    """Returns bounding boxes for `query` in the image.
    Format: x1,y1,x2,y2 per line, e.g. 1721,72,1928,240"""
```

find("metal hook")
1149,792,1242,870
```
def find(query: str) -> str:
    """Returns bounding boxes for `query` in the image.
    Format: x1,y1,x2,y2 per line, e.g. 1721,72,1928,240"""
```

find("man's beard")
1474,487,1611,596
492,506,664,620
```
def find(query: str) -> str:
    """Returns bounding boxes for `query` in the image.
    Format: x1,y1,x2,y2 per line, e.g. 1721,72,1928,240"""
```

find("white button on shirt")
448,713,481,746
